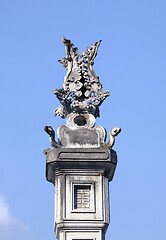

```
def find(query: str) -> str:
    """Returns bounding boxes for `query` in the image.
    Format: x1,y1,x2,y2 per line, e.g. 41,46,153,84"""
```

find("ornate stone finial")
44,38,121,149
54,37,110,119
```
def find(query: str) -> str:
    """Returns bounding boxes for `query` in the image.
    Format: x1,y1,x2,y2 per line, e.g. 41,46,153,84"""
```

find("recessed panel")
65,174,103,220
71,182,95,213
74,185,91,209
65,230,101,240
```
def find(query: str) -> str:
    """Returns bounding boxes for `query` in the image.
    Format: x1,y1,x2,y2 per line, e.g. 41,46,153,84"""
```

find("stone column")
45,148,117,240
44,38,121,240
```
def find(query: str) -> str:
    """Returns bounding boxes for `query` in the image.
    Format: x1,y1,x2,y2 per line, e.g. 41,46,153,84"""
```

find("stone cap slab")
45,148,117,183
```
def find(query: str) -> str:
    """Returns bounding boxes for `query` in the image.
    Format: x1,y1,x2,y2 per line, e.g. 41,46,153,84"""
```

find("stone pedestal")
46,148,117,240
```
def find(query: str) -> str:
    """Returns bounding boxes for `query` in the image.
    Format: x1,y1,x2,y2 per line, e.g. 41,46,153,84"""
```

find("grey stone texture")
45,147,117,240
46,148,117,184
54,37,109,119
44,38,121,240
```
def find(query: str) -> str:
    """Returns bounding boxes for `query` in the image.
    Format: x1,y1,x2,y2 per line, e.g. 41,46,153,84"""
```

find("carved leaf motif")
54,38,110,119
68,82,76,91
54,105,66,118
75,82,83,90
75,91,82,97
85,90,90,97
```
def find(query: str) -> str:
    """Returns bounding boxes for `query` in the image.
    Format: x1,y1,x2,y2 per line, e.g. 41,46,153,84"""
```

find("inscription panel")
72,183,94,213
74,185,91,209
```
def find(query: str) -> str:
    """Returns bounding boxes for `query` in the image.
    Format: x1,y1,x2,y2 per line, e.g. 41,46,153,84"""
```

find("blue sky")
0,0,166,239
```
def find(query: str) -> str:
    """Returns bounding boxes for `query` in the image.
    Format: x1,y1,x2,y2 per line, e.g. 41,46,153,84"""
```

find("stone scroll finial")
54,37,110,120
44,38,121,150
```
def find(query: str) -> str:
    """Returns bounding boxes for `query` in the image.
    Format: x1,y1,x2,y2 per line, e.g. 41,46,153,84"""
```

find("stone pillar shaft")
45,148,117,240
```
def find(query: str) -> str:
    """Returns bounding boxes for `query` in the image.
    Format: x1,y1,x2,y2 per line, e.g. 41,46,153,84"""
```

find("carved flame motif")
54,37,110,119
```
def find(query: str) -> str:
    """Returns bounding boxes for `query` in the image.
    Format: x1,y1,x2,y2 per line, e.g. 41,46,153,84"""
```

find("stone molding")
45,148,117,184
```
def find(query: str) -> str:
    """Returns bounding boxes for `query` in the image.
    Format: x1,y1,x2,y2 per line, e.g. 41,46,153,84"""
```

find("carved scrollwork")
54,37,110,119
44,38,121,150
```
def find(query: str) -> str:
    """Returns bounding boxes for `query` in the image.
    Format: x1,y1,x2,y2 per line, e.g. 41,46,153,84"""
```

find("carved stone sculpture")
44,38,121,240
44,37,121,149
54,37,109,119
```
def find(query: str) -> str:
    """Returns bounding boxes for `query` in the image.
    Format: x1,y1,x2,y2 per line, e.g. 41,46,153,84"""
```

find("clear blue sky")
0,0,166,239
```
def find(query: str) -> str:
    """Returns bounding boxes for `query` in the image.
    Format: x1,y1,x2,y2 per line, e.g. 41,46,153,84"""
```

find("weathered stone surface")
66,113,95,129
44,38,121,240
57,125,106,148
53,169,110,240
44,38,121,150
59,229,104,240
45,148,117,184
54,37,110,119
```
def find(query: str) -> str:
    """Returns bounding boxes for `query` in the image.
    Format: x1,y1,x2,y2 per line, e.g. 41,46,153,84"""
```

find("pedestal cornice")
45,148,117,184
